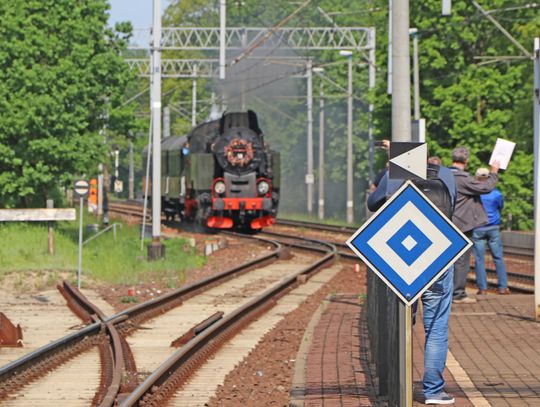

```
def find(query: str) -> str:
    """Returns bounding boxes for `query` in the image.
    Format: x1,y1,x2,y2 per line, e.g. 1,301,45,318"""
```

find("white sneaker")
425,391,455,404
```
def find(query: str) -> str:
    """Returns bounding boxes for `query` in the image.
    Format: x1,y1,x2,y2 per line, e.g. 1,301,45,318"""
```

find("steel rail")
276,218,357,234
0,234,281,404
57,281,127,407
261,229,358,261
111,235,282,326
58,280,107,321
119,235,336,406
0,323,103,398
275,220,535,288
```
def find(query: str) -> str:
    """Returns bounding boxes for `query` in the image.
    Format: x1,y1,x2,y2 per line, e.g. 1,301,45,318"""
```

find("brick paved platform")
294,292,540,406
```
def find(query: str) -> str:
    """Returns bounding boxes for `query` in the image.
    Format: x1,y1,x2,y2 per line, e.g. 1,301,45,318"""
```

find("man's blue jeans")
472,226,508,290
420,268,453,398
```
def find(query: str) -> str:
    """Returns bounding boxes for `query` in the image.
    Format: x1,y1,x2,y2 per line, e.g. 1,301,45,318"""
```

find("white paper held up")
489,138,515,170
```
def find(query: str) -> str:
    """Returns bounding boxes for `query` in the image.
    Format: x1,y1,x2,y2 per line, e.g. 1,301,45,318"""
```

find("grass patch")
0,215,205,289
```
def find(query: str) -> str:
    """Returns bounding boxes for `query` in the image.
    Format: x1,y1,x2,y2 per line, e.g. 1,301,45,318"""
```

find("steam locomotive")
147,111,280,230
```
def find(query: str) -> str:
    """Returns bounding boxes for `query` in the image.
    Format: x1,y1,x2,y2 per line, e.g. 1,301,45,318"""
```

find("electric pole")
164,106,171,139
393,1,412,406
149,0,164,259
368,29,376,185
192,64,198,126
533,37,540,320
306,60,314,216
318,81,325,220
220,0,226,79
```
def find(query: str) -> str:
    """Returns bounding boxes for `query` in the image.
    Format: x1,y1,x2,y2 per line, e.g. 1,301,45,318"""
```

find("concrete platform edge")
289,296,331,407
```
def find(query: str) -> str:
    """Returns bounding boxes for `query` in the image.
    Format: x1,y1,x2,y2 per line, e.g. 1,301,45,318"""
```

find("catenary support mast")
149,0,164,259
392,1,413,406
306,60,314,216
533,38,540,320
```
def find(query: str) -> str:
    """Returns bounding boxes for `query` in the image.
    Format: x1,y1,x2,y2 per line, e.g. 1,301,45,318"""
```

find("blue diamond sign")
347,180,472,306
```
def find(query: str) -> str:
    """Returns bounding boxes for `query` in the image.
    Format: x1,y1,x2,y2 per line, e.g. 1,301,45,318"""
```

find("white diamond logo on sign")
347,180,471,305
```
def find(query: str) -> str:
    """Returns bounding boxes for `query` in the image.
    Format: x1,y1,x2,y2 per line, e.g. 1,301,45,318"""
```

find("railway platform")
293,289,540,406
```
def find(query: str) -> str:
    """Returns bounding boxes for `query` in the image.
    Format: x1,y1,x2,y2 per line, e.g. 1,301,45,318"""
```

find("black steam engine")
146,111,280,230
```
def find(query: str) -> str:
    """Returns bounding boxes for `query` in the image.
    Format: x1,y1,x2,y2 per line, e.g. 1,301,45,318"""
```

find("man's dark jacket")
450,167,498,233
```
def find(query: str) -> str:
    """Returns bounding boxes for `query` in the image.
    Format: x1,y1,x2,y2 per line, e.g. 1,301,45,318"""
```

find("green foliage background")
158,0,539,228
0,0,538,229
0,0,138,208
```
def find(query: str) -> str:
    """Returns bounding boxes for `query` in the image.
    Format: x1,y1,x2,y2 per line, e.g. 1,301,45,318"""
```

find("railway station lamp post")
339,50,354,224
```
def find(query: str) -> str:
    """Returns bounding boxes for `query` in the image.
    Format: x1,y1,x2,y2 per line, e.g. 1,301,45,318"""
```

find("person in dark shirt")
472,168,509,295
449,147,499,304
368,140,390,193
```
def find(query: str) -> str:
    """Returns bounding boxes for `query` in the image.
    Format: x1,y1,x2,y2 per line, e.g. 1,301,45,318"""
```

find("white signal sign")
74,179,89,198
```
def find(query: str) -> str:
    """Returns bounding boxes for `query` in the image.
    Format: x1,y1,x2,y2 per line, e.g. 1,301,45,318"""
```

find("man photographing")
449,147,500,304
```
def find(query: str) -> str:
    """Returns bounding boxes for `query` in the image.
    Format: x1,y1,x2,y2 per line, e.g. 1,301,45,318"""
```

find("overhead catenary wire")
230,0,312,66
471,0,532,59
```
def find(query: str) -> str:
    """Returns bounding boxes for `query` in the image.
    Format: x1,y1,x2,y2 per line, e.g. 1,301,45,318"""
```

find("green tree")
158,0,539,227
365,0,539,228
0,0,136,207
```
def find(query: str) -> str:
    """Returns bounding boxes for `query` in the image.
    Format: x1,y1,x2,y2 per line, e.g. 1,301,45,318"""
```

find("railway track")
108,202,535,291
122,236,336,406
274,218,535,293
3,202,533,404
1,214,340,406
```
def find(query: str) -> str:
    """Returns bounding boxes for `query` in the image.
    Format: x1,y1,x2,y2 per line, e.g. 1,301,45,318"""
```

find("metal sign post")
348,180,471,406
392,0,413,402
74,179,89,289
533,37,540,320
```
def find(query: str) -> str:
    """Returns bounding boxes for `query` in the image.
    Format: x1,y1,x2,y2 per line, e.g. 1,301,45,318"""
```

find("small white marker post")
74,180,90,289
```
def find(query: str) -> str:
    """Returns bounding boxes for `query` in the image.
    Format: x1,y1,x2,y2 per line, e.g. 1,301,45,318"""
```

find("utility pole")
410,28,420,121
149,0,164,259
98,163,103,217
368,29,376,184
387,0,393,94
318,81,325,220
128,140,134,200
393,1,412,406
410,27,425,143
219,0,226,79
533,37,540,320
306,60,314,216
163,106,171,139
192,64,198,126
241,29,247,110
340,51,354,224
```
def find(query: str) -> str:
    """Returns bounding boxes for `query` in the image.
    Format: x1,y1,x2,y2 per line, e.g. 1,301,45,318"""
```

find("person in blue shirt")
472,167,509,295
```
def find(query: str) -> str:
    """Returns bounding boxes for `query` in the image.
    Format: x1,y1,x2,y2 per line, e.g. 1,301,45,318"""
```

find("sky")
108,0,172,29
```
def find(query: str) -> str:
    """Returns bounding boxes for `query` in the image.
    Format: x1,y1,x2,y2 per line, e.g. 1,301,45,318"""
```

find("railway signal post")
74,179,89,289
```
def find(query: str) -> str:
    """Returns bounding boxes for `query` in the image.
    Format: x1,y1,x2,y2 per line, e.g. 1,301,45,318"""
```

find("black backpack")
411,164,453,219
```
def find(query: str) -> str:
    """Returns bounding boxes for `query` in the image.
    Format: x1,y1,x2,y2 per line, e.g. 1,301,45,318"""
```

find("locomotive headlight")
214,181,226,195
257,181,270,195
